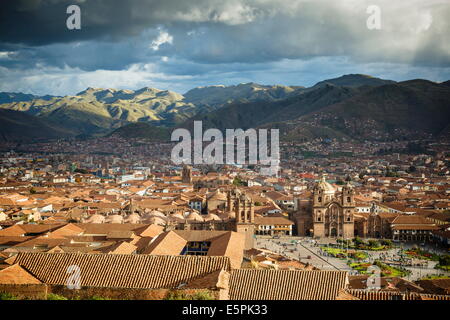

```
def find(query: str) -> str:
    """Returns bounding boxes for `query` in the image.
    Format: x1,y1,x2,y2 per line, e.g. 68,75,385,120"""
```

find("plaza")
255,236,450,281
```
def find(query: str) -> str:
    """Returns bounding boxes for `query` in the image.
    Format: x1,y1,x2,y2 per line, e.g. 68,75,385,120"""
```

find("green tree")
89,295,111,300
380,239,392,247
0,292,17,300
46,293,68,300
74,168,89,174
353,236,364,246
165,290,214,300
368,240,380,248
439,255,450,267
232,176,246,186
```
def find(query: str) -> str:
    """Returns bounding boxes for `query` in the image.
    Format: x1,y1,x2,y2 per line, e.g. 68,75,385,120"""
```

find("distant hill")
109,122,171,141
311,74,396,89
0,92,56,104
183,82,303,108
0,74,448,142
0,109,73,142
0,87,210,135
0,83,301,137
182,84,366,131
293,79,450,140
440,80,450,87
182,79,450,142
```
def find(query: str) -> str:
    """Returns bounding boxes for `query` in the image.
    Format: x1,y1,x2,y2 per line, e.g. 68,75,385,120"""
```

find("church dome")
186,211,204,222
141,210,165,221
204,213,222,221
144,216,167,226
169,212,185,222
124,213,141,224
85,214,105,224
148,210,166,218
316,176,335,195
105,214,123,224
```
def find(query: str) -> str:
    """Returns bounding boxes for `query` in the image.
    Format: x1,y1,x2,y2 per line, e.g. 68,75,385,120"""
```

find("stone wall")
48,285,220,300
0,284,47,299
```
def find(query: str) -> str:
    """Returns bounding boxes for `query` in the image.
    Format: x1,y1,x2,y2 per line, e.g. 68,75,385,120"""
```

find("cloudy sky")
1,0,449,95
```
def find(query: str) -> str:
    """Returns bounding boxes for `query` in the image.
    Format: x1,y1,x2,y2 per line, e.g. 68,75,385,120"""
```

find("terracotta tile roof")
129,236,154,252
207,232,245,269
0,264,42,284
143,230,245,269
416,279,450,295
47,223,84,238
0,225,26,237
8,237,72,250
254,216,294,226
0,236,35,246
19,224,65,235
14,252,231,289
392,225,439,230
173,230,231,242
133,224,164,238
142,231,187,255
428,211,450,223
348,275,423,292
391,214,439,230
106,230,134,239
75,223,147,235
336,289,360,300
347,289,450,300
228,270,348,300
184,269,229,290
102,241,137,255
392,215,432,225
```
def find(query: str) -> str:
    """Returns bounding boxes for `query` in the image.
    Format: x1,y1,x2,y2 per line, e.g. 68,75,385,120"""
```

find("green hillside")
183,82,303,108
182,84,364,131
0,109,73,142
109,122,171,141
0,75,448,142
299,80,450,140
311,74,396,88
182,78,450,142
0,87,202,135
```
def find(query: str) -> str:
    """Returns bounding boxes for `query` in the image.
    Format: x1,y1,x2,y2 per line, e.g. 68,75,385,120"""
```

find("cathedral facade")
293,177,355,238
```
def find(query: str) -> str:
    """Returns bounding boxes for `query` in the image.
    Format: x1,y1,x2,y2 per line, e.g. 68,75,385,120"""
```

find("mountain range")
1,74,449,142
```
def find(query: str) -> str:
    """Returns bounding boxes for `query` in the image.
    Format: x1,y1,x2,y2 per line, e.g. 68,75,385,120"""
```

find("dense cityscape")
1,0,449,312
0,135,449,300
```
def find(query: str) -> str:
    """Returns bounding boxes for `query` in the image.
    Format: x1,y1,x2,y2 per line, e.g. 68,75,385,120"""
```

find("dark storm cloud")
0,0,449,95
0,0,151,46
0,0,263,46
2,0,449,67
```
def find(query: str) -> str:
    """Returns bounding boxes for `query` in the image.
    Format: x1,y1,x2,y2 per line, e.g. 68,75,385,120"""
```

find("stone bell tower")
182,165,192,184
234,193,255,250
341,182,355,239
